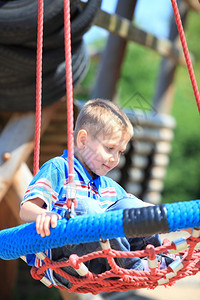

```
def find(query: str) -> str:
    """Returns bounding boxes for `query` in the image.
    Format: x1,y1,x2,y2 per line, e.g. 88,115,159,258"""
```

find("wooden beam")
4,163,33,224
183,0,200,13
93,8,187,66
0,199,19,300
0,113,34,202
0,101,59,203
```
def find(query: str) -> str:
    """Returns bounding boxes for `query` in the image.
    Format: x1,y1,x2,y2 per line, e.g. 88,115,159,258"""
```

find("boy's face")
78,127,130,177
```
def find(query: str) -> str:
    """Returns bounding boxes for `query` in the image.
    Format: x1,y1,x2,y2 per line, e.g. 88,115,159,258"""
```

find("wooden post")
0,200,19,300
0,101,60,299
91,0,138,100
152,1,189,114
0,102,59,203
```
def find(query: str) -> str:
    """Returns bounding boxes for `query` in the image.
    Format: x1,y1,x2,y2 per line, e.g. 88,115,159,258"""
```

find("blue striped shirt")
23,150,137,216
23,150,138,285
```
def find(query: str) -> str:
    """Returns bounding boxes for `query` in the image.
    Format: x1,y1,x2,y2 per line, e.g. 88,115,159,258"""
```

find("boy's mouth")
103,164,112,171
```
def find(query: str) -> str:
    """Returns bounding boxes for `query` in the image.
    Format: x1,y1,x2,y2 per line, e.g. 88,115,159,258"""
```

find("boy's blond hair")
74,99,133,143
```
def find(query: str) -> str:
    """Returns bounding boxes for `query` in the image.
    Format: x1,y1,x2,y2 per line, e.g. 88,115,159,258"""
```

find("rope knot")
145,244,156,260
31,266,44,281
69,254,81,270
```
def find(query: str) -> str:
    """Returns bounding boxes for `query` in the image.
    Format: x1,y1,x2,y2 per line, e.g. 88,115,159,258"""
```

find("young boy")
20,99,167,288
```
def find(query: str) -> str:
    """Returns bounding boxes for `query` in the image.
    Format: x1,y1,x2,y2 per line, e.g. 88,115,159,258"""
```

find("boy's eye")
104,145,113,150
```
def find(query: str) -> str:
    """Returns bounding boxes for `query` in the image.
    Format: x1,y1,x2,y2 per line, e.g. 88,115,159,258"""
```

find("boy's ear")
76,129,88,149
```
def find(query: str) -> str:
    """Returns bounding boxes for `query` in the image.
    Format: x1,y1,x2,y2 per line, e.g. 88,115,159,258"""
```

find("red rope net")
31,233,200,294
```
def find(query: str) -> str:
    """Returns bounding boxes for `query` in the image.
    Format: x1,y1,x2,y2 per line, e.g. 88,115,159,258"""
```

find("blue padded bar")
0,209,124,260
0,200,200,260
166,199,200,232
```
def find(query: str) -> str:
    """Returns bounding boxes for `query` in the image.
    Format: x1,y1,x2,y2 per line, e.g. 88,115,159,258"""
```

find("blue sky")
84,0,173,43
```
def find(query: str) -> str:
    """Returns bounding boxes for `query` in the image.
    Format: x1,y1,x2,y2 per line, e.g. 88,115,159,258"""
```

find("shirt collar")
62,149,100,186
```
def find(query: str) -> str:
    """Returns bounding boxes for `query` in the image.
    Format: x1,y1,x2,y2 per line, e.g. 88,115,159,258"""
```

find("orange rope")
34,0,44,175
171,0,200,115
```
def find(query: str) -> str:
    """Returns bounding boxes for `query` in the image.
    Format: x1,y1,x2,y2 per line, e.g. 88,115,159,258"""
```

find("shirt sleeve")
21,158,67,211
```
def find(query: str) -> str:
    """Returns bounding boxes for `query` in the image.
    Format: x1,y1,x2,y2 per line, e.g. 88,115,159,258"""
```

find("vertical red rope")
64,0,74,184
171,0,200,115
34,0,44,175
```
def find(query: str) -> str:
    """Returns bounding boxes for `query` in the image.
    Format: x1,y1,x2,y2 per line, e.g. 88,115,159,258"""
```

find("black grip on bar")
123,204,169,237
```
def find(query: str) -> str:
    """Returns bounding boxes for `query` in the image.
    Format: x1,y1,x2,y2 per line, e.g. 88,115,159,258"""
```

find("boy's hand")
36,212,61,237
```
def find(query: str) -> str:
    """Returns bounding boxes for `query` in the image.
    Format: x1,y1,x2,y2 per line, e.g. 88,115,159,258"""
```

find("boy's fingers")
36,213,59,237
51,214,58,228
36,214,48,237
43,215,51,236
36,214,43,235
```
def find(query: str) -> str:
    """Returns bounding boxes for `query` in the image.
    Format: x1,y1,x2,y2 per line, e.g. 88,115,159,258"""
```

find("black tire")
0,39,85,83
71,40,89,87
0,0,102,46
24,25,65,50
0,0,64,45
0,45,65,75
0,70,35,88
71,0,102,42
0,39,89,111
24,0,102,50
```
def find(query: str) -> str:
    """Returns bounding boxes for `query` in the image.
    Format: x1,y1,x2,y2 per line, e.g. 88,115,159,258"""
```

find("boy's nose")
109,153,119,163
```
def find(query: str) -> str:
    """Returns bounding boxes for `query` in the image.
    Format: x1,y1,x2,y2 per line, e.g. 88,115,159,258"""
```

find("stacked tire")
0,0,102,111
108,110,176,204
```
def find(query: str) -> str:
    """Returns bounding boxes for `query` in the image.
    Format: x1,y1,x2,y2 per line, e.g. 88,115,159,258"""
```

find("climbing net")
30,232,200,294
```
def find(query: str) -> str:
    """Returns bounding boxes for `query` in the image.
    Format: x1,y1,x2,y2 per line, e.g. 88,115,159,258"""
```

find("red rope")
31,236,200,294
64,0,77,209
34,0,75,182
171,0,200,115
34,0,44,175
64,0,75,184
33,0,76,207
